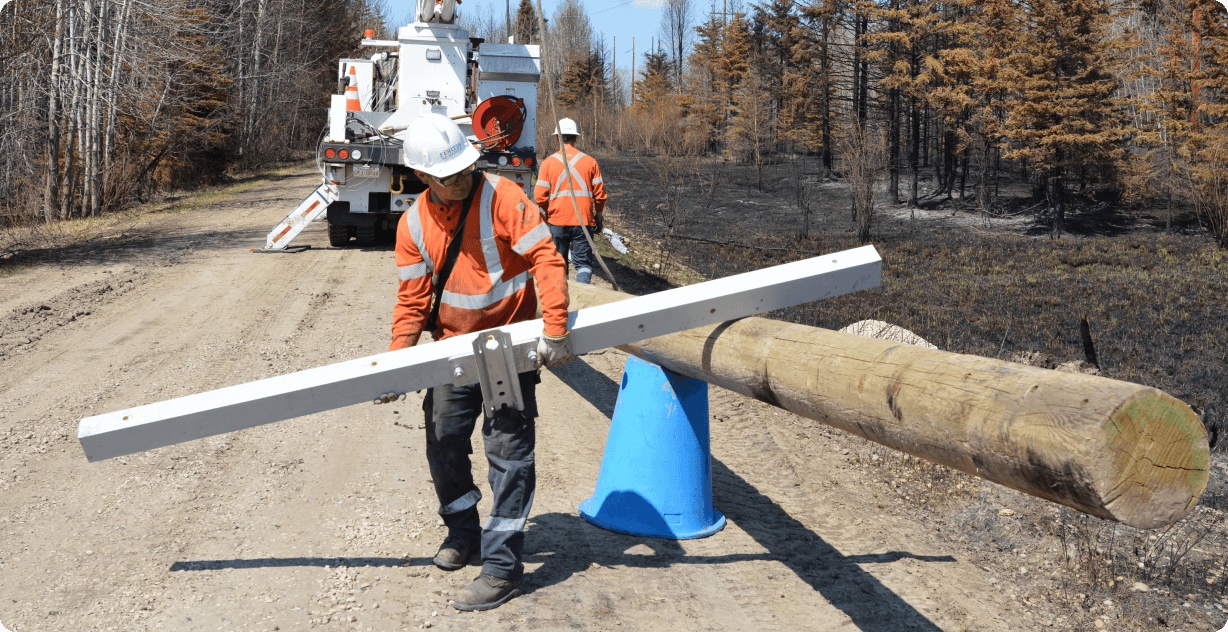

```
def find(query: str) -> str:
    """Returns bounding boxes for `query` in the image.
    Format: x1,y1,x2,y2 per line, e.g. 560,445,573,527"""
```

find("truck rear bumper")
327,202,401,227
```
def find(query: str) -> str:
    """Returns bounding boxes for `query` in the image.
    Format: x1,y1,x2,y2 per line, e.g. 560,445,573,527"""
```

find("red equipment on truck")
264,0,541,250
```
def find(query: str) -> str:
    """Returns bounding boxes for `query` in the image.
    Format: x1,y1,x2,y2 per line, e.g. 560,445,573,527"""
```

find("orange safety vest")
391,173,569,348
534,146,607,226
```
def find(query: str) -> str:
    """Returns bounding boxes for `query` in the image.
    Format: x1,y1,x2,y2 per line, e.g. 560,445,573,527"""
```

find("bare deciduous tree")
835,118,887,244
658,0,692,93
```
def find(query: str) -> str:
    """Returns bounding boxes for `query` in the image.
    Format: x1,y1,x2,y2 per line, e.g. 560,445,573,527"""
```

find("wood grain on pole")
567,283,1210,530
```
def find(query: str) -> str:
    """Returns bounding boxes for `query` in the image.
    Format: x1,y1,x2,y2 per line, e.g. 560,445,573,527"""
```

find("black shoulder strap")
424,172,483,334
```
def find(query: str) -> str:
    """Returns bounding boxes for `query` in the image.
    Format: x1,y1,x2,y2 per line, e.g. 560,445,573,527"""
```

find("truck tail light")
339,149,349,159
511,157,521,166
525,157,534,167
325,148,336,158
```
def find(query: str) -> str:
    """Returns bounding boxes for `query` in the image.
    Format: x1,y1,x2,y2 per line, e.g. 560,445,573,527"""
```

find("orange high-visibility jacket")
390,173,569,349
534,145,607,226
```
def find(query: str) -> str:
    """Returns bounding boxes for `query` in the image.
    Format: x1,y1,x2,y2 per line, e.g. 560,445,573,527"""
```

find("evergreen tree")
797,0,841,170
756,0,802,142
514,0,541,45
714,12,754,124
635,51,674,103
560,50,605,107
688,13,727,148
727,65,776,189
1142,0,1228,245
1002,0,1127,235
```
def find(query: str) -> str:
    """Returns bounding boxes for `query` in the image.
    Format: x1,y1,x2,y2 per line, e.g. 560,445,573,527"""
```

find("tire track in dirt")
0,271,145,362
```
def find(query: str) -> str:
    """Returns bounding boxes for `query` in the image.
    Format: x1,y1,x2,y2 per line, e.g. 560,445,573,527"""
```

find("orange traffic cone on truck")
345,66,361,111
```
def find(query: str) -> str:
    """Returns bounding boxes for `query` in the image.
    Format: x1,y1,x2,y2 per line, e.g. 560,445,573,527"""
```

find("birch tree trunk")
87,0,109,216
244,0,269,156
61,2,83,219
102,0,131,201
44,0,66,223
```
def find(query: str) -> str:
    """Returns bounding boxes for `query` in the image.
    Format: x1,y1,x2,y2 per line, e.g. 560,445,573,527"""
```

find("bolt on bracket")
448,329,539,415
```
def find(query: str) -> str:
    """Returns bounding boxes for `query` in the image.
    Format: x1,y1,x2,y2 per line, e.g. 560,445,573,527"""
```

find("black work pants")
423,370,539,580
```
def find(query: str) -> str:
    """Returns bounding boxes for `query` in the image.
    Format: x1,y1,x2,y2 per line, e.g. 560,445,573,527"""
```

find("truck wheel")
356,226,377,247
328,223,350,247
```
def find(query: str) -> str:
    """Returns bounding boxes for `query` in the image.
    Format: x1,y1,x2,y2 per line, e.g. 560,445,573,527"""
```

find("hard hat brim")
412,143,481,178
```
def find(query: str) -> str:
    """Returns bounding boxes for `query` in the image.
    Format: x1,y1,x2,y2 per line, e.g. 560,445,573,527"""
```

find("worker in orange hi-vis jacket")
534,118,607,284
389,113,573,613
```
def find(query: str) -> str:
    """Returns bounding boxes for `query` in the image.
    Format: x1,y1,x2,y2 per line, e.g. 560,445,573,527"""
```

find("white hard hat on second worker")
553,118,581,137
399,113,481,178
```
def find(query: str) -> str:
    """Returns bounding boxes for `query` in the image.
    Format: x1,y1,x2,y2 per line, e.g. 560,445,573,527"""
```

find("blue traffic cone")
579,355,726,539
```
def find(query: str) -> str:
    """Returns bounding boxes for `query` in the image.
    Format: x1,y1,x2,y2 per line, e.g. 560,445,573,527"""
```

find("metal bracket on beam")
448,334,538,390
464,329,526,415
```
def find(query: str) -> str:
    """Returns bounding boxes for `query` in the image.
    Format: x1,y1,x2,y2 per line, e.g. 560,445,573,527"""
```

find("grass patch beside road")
0,159,316,272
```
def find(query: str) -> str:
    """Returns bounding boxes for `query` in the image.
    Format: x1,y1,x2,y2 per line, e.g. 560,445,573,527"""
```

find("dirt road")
0,168,1026,631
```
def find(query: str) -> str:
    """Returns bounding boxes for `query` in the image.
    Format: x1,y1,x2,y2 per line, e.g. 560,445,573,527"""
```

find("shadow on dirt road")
547,357,953,632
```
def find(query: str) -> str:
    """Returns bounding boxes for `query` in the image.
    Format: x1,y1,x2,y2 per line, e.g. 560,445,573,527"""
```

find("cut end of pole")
1101,390,1210,530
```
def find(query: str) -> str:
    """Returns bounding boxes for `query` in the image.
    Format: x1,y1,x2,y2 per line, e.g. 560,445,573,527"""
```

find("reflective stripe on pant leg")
439,489,481,515
479,371,538,580
424,381,484,538
570,225,595,283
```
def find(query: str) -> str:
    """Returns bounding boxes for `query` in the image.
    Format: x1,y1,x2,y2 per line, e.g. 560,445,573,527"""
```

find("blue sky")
384,0,685,66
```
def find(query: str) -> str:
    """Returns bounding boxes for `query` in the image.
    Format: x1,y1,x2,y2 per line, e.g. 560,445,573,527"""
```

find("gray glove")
536,331,575,368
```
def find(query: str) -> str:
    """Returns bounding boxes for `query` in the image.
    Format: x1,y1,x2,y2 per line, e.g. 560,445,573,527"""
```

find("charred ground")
591,153,1228,631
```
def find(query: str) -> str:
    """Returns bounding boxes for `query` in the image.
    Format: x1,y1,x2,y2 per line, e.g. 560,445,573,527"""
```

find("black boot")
432,535,477,571
451,573,523,611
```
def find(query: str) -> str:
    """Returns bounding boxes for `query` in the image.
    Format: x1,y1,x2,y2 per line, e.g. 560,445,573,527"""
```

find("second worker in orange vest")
534,118,607,284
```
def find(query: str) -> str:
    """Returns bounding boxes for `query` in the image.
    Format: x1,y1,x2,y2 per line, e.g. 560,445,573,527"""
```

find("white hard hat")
553,118,581,137
399,113,481,178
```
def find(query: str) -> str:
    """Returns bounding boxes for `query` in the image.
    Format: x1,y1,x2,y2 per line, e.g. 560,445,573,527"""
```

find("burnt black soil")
587,153,1228,632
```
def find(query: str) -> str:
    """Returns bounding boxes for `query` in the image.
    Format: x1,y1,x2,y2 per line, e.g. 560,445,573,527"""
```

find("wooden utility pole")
631,36,635,102
506,0,511,42
569,283,1211,531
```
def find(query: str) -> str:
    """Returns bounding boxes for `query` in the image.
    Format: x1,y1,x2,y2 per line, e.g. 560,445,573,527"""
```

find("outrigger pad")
251,245,312,254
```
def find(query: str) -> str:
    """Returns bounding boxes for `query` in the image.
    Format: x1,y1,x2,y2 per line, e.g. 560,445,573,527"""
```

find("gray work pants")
423,370,538,580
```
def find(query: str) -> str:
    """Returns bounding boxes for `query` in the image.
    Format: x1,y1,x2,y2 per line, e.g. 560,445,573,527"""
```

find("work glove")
536,331,575,368
594,213,604,235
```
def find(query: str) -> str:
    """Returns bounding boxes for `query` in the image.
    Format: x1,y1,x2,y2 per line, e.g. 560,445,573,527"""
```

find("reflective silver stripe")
438,490,481,515
549,189,592,201
553,166,588,192
440,271,529,310
477,175,505,287
552,151,590,202
512,222,551,255
403,196,437,285
591,176,603,184
535,180,550,189
483,516,526,532
398,262,430,281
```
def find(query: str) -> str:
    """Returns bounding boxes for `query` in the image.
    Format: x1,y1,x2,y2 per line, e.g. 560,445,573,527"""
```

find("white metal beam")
78,245,882,462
